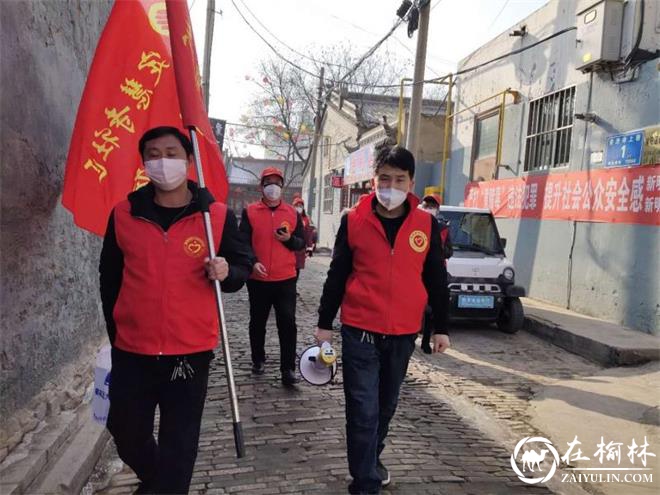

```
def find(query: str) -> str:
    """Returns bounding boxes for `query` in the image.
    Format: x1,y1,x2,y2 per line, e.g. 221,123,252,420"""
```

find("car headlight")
503,268,515,281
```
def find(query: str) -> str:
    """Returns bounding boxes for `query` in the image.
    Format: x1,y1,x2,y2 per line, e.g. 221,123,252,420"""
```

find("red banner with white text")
464,165,660,226
62,0,227,236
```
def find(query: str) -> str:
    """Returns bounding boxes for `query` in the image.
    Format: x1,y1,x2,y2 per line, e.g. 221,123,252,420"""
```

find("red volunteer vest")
113,200,226,355
246,200,298,282
341,193,432,335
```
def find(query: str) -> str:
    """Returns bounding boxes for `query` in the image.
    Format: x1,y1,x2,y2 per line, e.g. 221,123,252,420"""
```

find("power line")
229,22,580,158
454,26,577,76
236,0,351,70
230,2,577,94
327,0,455,69
327,14,408,93
488,0,510,30
387,37,440,77
230,0,322,79
431,0,446,11
230,0,414,91
394,26,578,87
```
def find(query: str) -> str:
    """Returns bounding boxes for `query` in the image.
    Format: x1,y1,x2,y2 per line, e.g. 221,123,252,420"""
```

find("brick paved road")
89,256,591,494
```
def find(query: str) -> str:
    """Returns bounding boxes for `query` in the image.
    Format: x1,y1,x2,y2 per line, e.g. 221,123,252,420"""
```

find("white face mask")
263,184,282,201
295,206,304,214
421,206,439,216
144,158,188,191
376,187,407,211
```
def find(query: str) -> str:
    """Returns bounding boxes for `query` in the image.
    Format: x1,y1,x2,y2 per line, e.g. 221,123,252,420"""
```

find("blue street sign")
605,130,644,167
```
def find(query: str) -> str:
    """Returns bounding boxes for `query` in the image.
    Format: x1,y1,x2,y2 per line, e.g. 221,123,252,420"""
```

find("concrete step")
0,403,109,495
0,411,79,495
27,403,109,494
522,298,660,366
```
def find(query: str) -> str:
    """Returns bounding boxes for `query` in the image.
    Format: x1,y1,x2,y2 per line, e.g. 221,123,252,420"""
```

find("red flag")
165,0,206,128
62,0,228,236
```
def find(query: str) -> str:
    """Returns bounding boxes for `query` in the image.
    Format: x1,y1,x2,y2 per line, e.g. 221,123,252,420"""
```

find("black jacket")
99,181,254,344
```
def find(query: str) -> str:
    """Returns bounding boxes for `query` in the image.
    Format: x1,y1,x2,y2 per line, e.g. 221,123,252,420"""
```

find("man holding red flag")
100,126,253,493
63,0,249,491
62,0,227,235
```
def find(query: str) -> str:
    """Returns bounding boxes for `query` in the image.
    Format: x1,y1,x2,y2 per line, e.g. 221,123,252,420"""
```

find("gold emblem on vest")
183,236,206,257
409,230,429,253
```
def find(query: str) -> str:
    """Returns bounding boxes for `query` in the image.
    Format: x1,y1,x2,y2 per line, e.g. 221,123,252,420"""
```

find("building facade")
303,91,446,248
445,0,659,333
226,156,303,216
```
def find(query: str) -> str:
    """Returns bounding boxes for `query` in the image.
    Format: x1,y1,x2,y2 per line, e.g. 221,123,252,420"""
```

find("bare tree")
231,44,412,176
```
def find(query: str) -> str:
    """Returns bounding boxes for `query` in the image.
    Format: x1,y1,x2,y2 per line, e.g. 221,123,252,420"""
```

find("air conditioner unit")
576,0,624,72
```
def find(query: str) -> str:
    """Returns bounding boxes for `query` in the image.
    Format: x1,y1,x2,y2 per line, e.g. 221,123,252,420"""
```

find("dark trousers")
107,348,212,494
421,305,433,350
341,325,417,494
247,278,297,372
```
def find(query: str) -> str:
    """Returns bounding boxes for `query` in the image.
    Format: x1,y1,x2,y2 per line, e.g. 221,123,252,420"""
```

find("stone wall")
0,0,113,433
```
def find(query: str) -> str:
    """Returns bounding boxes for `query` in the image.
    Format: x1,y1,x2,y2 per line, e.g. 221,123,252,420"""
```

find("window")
470,109,500,181
440,211,504,254
474,112,500,160
323,174,334,213
524,86,575,172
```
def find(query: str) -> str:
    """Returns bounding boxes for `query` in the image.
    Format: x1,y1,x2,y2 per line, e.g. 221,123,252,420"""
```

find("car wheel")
497,297,524,333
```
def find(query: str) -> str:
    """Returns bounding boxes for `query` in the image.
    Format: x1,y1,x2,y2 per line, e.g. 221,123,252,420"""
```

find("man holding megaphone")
314,145,450,494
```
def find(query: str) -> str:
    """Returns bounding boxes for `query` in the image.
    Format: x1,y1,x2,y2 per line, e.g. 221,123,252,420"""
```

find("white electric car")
437,206,525,333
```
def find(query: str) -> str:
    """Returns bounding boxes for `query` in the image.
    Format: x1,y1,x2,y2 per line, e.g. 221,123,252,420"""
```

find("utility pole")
307,67,324,227
405,0,430,159
202,0,216,111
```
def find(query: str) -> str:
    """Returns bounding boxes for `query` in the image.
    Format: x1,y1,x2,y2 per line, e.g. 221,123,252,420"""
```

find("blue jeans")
341,325,417,494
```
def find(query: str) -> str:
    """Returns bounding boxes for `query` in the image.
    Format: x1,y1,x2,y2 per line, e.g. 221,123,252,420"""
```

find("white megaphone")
299,342,337,386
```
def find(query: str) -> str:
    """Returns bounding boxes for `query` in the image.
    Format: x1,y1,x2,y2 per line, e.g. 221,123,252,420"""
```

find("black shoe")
251,362,265,375
281,369,299,386
377,460,391,487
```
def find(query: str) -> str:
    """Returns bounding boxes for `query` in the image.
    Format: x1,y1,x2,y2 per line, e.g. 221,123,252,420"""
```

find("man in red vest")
99,127,253,493
420,193,452,259
419,193,453,353
239,167,305,386
315,145,450,494
292,197,316,279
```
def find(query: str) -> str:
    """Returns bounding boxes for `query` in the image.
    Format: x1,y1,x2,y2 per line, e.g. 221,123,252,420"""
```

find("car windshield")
438,211,504,255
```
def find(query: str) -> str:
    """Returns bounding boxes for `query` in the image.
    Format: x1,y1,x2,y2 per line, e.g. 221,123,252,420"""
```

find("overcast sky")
189,0,548,156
